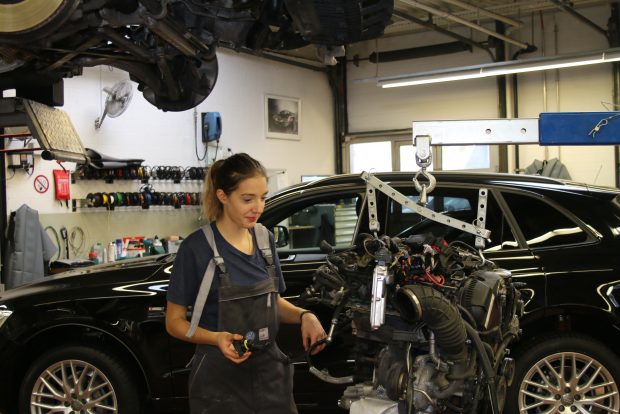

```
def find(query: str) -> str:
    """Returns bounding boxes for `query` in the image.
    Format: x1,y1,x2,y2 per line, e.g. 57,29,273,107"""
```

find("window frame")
266,188,366,253
494,188,601,251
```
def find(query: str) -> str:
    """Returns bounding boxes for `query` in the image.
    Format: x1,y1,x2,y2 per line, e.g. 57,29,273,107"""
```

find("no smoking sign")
34,175,50,194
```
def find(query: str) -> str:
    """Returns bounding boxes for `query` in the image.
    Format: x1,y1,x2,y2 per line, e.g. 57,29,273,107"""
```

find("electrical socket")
8,143,34,171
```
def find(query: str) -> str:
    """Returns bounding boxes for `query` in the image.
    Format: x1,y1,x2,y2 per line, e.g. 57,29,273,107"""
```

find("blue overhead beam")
412,112,620,146
539,112,620,145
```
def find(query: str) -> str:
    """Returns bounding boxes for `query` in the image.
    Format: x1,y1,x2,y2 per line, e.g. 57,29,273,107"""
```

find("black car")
0,171,619,414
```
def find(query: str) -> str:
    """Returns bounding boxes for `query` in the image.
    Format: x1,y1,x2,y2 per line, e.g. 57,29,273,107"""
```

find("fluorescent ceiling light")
376,47,620,88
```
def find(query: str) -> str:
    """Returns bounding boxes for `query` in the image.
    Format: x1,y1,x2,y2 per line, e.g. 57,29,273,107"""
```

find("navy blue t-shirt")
167,223,286,331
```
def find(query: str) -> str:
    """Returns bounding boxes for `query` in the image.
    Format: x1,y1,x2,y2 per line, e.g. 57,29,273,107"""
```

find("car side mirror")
272,225,289,248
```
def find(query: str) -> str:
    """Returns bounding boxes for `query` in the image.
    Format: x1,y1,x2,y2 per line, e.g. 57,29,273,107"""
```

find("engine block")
301,232,525,413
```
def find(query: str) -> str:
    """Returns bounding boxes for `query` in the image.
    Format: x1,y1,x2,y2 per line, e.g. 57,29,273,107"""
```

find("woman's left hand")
301,312,327,355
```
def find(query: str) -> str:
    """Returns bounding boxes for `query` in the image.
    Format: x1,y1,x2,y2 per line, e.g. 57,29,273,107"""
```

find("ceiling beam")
399,0,529,49
392,10,492,56
434,0,524,28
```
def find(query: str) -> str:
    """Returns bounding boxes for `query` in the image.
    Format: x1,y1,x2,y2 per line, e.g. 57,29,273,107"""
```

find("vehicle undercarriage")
0,0,393,110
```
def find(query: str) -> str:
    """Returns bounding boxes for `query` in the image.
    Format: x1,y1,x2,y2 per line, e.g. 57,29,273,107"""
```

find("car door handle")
279,254,296,263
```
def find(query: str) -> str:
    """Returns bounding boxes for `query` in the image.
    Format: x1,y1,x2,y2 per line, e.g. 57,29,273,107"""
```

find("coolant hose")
395,285,467,360
464,321,500,414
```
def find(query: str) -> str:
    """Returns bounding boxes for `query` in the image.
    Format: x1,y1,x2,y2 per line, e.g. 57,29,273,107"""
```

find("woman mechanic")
165,153,327,413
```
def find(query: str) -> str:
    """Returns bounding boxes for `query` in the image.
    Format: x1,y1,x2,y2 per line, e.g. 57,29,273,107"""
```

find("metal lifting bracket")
361,171,491,240
360,111,620,262
412,112,620,146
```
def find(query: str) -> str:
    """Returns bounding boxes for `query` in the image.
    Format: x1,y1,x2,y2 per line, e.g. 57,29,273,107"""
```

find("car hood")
0,254,174,305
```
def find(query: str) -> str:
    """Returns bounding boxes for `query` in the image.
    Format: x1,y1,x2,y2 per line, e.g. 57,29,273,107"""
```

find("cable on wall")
44,225,62,261
69,226,86,258
194,108,208,161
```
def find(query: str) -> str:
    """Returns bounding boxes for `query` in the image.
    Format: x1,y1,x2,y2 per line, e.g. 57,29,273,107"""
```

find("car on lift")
0,171,619,413
0,0,393,111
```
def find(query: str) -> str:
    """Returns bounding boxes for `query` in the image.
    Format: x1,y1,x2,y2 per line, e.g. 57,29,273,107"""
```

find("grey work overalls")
186,223,297,414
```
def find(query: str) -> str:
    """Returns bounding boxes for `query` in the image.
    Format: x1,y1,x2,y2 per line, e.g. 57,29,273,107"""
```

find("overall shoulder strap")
185,224,223,338
202,223,226,274
253,223,273,266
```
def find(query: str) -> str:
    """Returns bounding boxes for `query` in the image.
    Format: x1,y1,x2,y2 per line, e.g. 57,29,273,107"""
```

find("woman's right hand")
216,331,252,363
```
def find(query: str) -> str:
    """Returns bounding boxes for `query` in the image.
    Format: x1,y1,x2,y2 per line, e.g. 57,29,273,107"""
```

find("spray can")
116,239,123,259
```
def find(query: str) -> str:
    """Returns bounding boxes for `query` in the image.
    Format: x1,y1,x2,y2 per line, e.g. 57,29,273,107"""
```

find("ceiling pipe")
434,0,524,28
366,41,471,63
550,0,609,40
399,0,529,49
392,10,493,58
220,44,328,72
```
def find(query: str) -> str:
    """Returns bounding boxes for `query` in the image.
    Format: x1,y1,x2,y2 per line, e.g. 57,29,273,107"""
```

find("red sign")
34,175,50,194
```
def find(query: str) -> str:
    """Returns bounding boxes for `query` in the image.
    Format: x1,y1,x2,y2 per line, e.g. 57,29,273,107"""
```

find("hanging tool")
60,227,69,259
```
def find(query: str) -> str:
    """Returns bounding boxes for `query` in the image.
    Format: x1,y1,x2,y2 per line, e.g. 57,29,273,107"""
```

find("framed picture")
265,94,301,140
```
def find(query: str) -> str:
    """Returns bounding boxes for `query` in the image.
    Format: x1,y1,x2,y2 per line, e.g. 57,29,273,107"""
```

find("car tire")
0,0,79,40
19,345,142,414
505,333,620,414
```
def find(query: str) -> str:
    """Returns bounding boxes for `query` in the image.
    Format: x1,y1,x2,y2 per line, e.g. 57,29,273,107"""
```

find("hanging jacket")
524,158,571,179
4,204,57,289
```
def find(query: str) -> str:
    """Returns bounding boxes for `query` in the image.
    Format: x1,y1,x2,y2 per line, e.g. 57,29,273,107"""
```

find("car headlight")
0,307,13,328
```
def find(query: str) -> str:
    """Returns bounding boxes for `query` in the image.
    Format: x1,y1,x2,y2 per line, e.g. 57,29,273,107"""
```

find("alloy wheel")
29,359,118,413
518,351,619,414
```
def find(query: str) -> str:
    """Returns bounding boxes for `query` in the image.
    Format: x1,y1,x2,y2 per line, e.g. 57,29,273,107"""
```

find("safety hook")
413,170,437,205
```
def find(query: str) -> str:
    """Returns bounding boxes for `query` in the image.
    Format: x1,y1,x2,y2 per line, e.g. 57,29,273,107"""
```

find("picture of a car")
0,171,619,413
272,110,298,132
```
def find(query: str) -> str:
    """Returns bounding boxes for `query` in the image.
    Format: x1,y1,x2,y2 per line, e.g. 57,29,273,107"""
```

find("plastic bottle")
108,242,116,262
94,242,104,264
88,247,98,264
152,236,165,254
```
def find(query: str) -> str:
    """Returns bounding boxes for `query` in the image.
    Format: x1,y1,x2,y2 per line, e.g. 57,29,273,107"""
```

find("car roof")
270,171,619,200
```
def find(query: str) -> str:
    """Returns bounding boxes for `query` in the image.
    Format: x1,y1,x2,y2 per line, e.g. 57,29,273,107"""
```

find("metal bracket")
414,135,432,167
370,259,389,329
366,180,380,233
361,172,491,240
412,118,539,145
475,188,488,249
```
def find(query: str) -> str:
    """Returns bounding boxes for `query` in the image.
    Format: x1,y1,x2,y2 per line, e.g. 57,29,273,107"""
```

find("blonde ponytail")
202,160,224,222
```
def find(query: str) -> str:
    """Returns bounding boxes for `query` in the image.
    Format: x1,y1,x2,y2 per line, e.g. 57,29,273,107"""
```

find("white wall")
346,4,617,187
4,49,334,257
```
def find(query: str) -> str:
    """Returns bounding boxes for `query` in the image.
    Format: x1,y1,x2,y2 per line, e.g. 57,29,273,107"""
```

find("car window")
275,196,360,251
399,195,472,213
501,192,588,248
385,186,519,251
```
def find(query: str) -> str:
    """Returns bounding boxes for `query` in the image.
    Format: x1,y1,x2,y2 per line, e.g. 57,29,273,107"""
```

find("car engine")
0,0,392,110
301,232,525,413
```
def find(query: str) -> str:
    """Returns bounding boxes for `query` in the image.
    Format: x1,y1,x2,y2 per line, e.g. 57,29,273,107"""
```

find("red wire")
426,271,445,287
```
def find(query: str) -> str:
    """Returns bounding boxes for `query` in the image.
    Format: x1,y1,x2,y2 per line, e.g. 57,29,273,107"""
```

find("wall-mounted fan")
94,80,133,129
